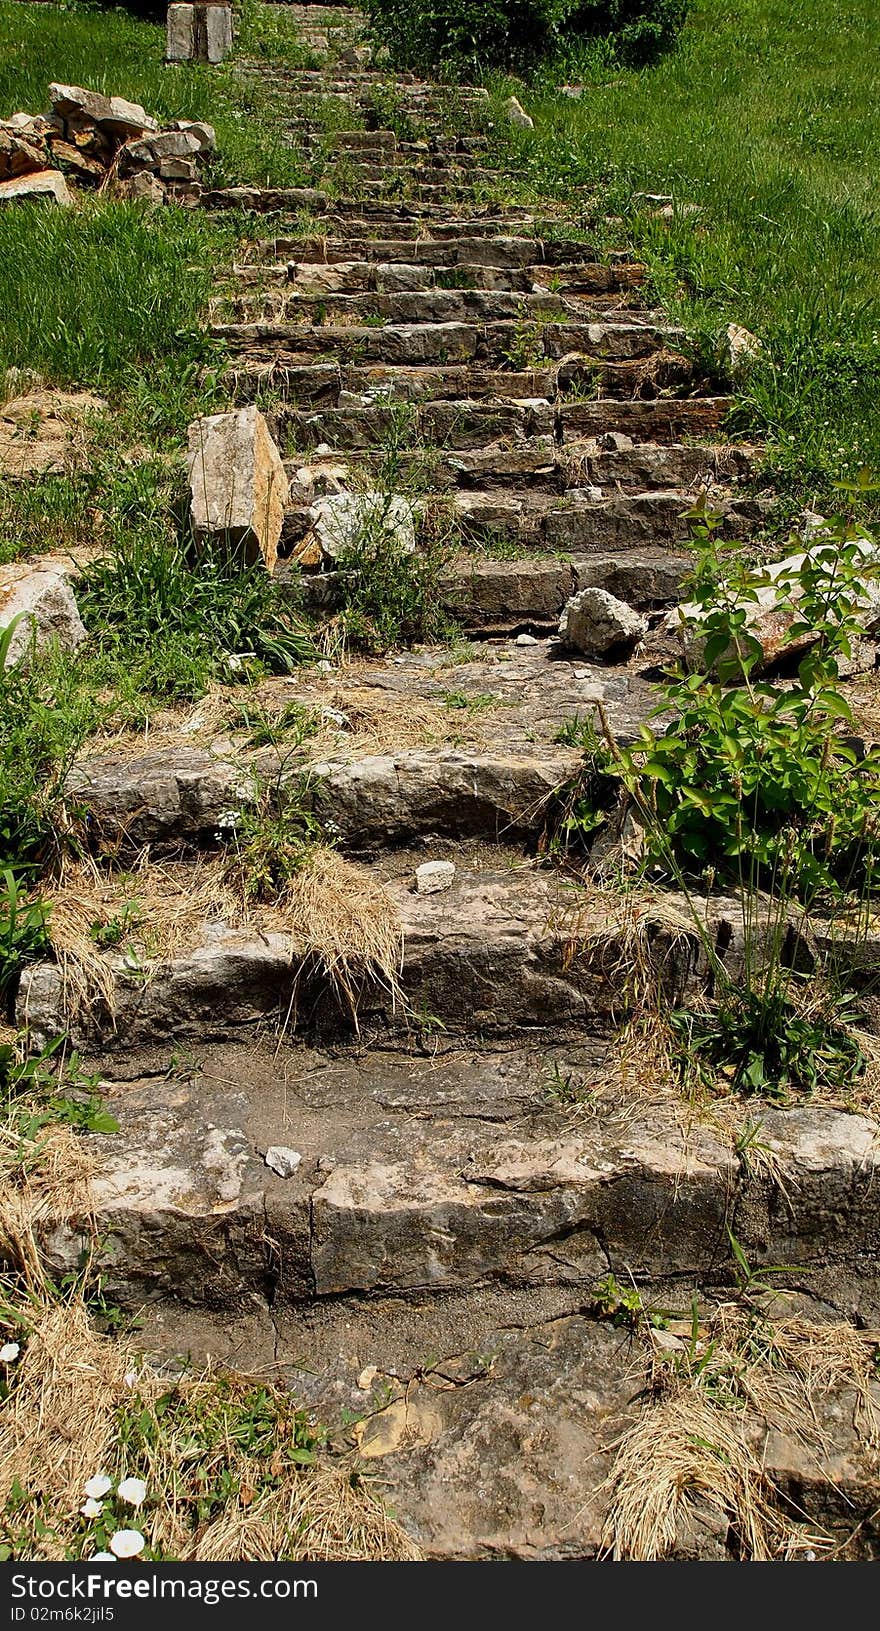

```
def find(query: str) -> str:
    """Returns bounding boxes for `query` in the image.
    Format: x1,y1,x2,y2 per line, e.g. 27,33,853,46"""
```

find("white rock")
188,405,288,571
265,1146,302,1179
726,322,762,373
308,491,417,563
0,170,71,207
415,860,456,896
558,587,647,659
506,96,535,131
357,1365,378,1391
0,562,86,668
515,633,539,646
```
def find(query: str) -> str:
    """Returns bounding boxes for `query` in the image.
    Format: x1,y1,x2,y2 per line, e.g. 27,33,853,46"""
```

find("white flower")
109,1529,145,1559
80,1498,103,1519
0,1342,20,1362
91,1553,116,1562
123,1371,139,1388
84,1475,113,1501
117,1477,147,1509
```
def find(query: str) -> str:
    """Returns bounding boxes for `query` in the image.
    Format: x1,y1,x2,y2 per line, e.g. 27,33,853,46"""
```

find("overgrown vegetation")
363,0,686,76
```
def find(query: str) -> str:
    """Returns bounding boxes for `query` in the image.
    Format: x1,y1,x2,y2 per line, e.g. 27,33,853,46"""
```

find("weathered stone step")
20,862,741,1049
438,549,691,630
280,390,721,452
42,1036,880,1331
214,287,628,326
246,234,616,268
286,439,755,495
215,319,668,369
230,256,644,298
72,740,578,856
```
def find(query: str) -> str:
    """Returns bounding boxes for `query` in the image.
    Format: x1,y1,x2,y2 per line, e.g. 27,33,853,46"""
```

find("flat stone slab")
33,1041,880,1331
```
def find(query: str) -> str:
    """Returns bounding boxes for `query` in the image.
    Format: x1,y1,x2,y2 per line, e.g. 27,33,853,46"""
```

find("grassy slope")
511,0,880,507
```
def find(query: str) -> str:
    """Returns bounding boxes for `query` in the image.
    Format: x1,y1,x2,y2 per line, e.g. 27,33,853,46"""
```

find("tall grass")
0,0,312,187
497,0,880,509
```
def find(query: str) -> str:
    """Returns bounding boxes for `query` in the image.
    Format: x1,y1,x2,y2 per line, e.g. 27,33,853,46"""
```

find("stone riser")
215,319,671,369
247,235,619,267
34,1040,880,1328
217,287,635,325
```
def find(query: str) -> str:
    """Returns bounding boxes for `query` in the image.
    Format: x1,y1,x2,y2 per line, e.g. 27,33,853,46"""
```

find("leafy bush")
362,0,686,75
616,504,880,902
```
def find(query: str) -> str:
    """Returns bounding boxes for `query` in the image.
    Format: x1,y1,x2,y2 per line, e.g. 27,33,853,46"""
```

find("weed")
590,1272,668,1330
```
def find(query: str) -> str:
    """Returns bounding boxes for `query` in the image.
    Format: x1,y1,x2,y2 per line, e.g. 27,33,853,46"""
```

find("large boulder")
558,586,647,659
0,562,87,668
187,406,289,572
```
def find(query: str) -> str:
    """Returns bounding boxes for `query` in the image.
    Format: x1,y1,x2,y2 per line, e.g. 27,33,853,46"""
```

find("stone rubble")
0,83,216,205
0,561,86,668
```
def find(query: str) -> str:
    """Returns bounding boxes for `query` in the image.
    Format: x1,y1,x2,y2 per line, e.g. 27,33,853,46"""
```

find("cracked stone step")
229,257,645,297
214,318,674,371
284,440,756,494
215,287,635,325
133,1289,880,1560
293,545,688,627
283,488,765,557
244,235,629,268
37,1038,880,1329
19,863,743,1049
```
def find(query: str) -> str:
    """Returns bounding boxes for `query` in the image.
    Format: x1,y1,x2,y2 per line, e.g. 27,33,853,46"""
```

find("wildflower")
0,1343,20,1363
80,1499,103,1519
117,1477,147,1509
84,1475,113,1501
109,1530,145,1559
124,1371,139,1388
91,1553,116,1563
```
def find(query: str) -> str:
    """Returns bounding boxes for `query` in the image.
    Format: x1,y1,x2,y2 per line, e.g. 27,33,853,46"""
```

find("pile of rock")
0,82,215,207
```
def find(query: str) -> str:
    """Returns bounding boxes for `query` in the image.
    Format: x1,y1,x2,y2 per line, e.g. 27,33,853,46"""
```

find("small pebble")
515,633,539,646
265,1146,302,1179
415,860,456,895
357,1365,378,1391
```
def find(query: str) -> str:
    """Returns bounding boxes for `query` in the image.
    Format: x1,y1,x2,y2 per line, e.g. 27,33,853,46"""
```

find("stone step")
230,256,645,297
284,440,755,495
42,1035,880,1331
276,392,728,450
137,1294,880,1560
283,488,765,558
68,646,656,853
215,319,673,372
214,287,633,326
245,235,617,268
20,863,744,1050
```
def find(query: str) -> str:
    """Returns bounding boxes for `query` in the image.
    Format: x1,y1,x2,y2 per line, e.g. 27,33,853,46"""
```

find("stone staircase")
19,3,880,1559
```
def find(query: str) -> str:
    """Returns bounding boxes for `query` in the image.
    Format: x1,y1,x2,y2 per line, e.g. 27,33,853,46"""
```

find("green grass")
0,0,314,187
488,0,880,512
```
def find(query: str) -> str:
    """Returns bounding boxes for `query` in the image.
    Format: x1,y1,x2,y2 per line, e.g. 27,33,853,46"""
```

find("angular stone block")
0,170,72,207
166,3,233,65
0,563,86,668
187,405,288,571
49,83,156,139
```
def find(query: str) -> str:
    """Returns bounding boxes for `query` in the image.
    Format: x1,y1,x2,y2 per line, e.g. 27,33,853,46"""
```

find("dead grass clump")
44,854,241,1023
0,1300,129,1555
601,1305,880,1560
43,846,404,1034
0,1295,420,1562
262,846,404,1028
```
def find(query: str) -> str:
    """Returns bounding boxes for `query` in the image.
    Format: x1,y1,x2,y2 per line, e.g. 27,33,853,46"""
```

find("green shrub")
362,0,686,75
